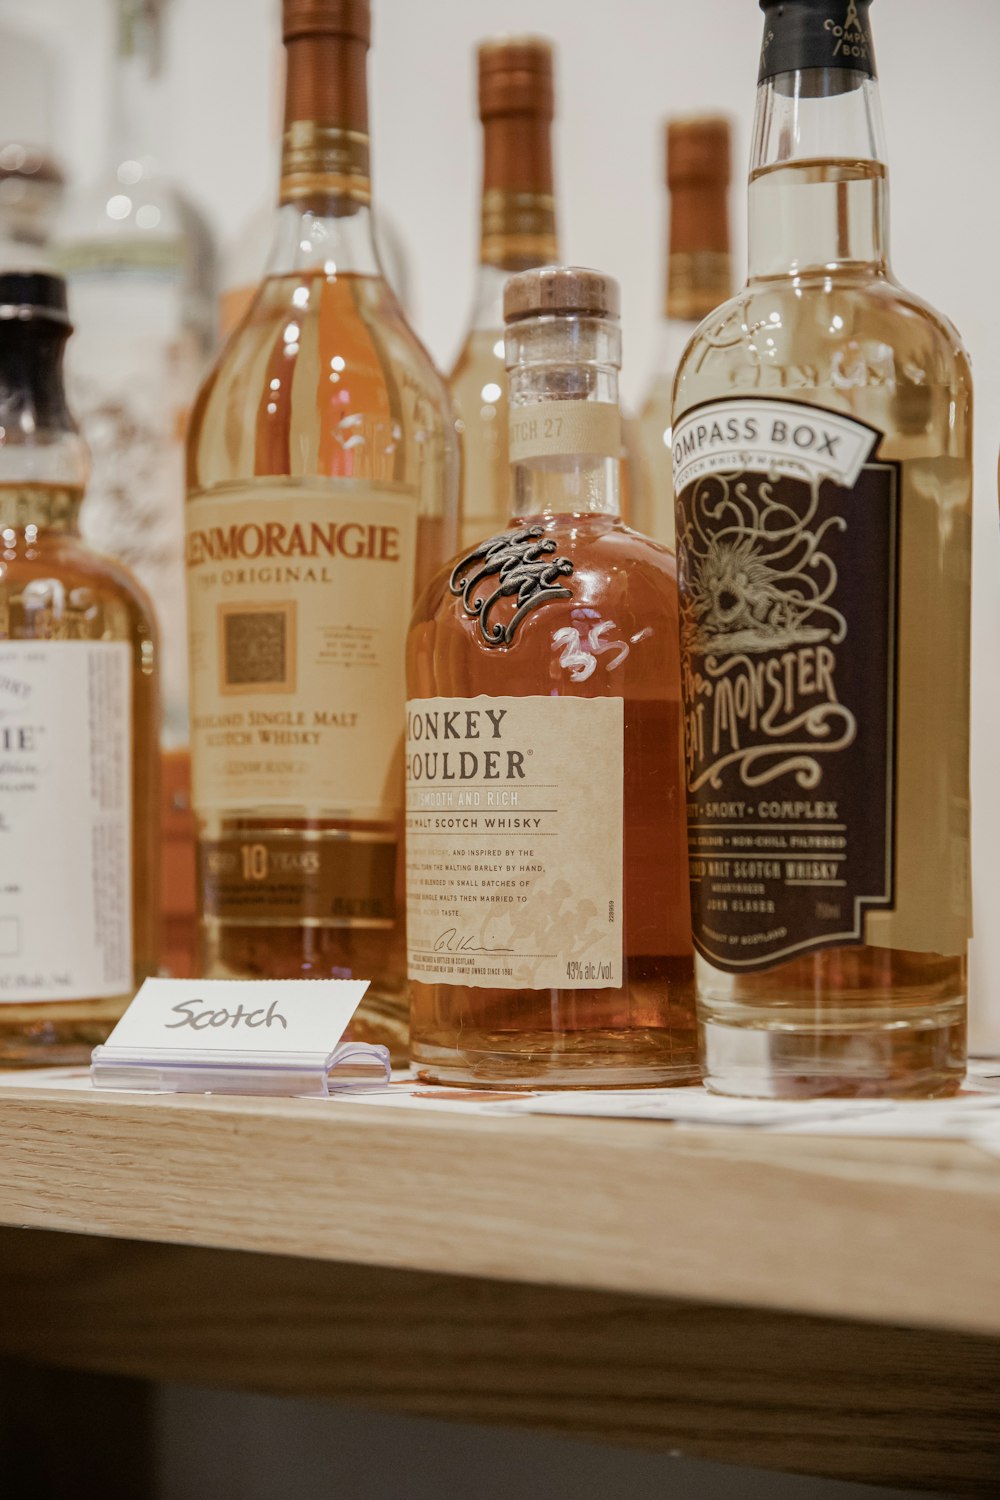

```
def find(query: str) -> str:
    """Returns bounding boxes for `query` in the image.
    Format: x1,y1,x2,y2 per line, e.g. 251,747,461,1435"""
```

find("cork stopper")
478,36,554,120
504,265,620,325
283,0,371,45
667,116,731,188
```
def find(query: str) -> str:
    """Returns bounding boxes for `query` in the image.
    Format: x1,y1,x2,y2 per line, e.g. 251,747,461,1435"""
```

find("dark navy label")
759,1,876,83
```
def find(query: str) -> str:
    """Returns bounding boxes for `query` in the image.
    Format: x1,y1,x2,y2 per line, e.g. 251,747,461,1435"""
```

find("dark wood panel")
0,1227,995,1493
0,1360,154,1500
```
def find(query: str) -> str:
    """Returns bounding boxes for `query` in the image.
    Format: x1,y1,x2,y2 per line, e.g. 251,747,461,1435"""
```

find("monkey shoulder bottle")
672,0,972,1097
408,266,695,1088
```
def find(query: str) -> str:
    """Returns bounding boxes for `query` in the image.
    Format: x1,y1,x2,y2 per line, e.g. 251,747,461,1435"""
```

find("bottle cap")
283,0,371,46
758,0,875,83
504,265,620,324
478,36,554,119
667,116,731,189
0,271,70,326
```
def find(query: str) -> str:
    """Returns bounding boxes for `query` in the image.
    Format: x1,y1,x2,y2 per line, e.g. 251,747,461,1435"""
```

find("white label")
102,977,369,1057
0,641,132,1002
672,399,879,494
406,695,624,990
185,481,417,818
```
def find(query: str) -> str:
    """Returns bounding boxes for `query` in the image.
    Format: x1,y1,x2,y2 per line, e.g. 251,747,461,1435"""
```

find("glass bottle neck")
265,201,380,279
271,30,380,279
107,0,166,171
0,320,88,529
507,316,621,522
747,71,889,281
666,181,731,322
479,115,558,275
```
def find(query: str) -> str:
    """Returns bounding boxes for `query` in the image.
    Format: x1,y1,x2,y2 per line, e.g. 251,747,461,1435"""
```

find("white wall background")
3,0,999,1045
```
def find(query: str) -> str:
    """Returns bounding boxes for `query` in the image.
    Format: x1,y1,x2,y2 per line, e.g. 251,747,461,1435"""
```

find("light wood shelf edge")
1,1079,998,1338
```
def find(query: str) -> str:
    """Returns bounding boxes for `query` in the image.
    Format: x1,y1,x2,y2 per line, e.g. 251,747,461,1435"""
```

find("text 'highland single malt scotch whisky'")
408,267,696,1088
449,38,559,550
0,272,159,1063
631,117,732,547
672,0,972,1097
185,0,458,1054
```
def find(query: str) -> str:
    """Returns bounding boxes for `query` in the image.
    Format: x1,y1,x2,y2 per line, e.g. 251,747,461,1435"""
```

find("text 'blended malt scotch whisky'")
0,272,159,1063
449,37,559,550
408,266,696,1088
185,0,458,1054
631,116,732,547
672,0,972,1098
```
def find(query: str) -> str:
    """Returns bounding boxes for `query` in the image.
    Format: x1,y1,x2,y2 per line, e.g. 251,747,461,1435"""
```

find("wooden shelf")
1,1072,999,1493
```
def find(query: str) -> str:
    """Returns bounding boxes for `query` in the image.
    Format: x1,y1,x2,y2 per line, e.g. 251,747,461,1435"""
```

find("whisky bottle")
0,272,159,1063
449,38,559,551
186,0,458,1053
673,0,972,1097
631,117,732,547
57,0,217,979
408,267,696,1088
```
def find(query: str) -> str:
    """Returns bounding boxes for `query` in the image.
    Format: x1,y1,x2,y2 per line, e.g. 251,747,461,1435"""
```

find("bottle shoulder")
675,272,972,419
411,519,679,670
188,270,457,488
1,532,158,640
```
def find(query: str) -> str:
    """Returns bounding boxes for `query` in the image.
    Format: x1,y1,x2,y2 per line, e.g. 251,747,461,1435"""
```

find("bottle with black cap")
672,0,972,1098
0,271,159,1064
407,265,696,1089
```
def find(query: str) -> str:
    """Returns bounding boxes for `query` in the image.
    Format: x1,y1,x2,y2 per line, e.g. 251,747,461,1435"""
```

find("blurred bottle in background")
0,24,64,270
630,116,732,547
55,0,218,978
449,37,559,551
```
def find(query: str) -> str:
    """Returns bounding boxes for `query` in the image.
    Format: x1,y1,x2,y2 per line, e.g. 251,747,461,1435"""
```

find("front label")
0,641,133,1002
674,399,898,972
199,830,396,929
406,696,623,990
185,481,417,819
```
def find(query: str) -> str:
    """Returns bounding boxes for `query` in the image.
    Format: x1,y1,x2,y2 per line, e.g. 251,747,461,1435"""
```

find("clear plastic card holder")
90,1041,391,1097
88,977,389,1096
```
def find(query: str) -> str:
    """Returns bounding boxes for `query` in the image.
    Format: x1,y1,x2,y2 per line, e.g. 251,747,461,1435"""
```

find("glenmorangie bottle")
185,0,458,1052
673,0,972,1097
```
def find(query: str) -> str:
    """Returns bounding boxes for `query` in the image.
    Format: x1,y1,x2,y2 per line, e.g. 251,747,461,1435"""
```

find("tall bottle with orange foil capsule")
631,117,732,546
449,38,560,550
185,0,458,1053
408,267,695,1089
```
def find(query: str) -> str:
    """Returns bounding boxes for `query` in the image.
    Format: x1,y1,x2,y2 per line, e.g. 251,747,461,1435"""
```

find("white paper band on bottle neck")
509,400,621,464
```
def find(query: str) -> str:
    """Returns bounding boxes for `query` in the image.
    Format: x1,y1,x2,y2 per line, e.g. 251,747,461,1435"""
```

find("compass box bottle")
407,266,696,1089
184,0,458,1055
672,0,972,1098
0,272,159,1063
